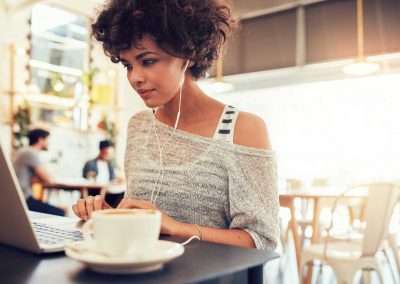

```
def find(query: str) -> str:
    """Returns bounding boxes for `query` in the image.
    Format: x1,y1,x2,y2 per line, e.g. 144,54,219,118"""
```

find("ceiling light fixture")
343,0,380,76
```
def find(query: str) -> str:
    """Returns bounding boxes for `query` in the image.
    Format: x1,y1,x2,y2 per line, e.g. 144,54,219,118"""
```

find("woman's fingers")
94,195,112,210
116,198,130,209
76,198,88,220
73,196,154,220
72,204,79,217
93,195,103,211
85,196,95,218
117,198,154,209
103,199,112,209
72,195,111,220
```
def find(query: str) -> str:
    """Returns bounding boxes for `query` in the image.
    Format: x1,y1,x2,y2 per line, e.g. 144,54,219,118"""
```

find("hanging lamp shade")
343,0,380,76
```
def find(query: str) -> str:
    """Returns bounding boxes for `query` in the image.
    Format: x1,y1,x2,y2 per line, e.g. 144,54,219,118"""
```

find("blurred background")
1,1,400,283
1,0,399,184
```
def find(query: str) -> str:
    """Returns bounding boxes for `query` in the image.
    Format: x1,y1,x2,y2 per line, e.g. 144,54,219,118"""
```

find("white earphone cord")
150,61,200,245
151,60,189,204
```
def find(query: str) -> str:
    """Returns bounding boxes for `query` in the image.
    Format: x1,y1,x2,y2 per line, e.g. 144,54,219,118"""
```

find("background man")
82,139,116,183
13,128,65,216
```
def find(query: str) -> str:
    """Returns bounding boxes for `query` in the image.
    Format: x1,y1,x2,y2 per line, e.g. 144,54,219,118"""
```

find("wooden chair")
280,195,302,272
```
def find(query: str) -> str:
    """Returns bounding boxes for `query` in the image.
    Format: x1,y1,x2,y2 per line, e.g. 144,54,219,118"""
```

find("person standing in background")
13,128,65,216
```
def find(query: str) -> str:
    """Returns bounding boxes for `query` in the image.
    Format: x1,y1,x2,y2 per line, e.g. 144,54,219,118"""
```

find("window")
29,4,89,98
27,4,90,128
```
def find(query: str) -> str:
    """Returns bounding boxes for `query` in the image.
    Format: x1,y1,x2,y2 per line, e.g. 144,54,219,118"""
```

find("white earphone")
150,59,190,204
148,59,201,245
174,60,190,130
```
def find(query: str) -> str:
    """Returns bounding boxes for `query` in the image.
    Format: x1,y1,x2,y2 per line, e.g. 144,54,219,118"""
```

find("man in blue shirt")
82,140,115,183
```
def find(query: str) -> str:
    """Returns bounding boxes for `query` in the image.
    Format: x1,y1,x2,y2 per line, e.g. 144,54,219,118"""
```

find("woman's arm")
226,111,279,250
116,198,256,248
171,222,256,248
73,195,257,247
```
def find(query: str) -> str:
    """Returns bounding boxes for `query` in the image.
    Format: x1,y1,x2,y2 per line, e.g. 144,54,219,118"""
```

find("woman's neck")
156,79,212,127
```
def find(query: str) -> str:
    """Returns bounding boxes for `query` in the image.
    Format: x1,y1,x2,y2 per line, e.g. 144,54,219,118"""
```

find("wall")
213,72,400,184
0,123,12,157
223,0,400,75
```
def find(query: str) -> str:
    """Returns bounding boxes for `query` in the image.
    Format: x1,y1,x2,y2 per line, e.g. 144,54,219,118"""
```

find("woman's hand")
117,198,180,236
72,195,112,220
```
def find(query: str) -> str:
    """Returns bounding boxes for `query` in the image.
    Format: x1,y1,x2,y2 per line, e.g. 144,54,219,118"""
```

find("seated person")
83,140,123,207
72,0,278,250
82,140,115,183
13,128,65,216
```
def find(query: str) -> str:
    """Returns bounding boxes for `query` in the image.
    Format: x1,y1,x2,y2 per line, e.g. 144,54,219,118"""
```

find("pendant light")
343,0,380,76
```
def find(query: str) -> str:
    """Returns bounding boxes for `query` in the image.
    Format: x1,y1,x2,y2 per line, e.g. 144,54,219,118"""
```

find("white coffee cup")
82,208,161,257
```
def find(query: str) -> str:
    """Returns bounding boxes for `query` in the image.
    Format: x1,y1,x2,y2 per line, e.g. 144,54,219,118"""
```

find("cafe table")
0,236,278,284
43,178,109,198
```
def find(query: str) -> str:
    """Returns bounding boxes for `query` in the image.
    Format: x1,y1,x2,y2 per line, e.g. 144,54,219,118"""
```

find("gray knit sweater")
124,110,279,250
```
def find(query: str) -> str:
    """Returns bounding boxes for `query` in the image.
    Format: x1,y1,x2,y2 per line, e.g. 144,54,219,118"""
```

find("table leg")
279,196,302,272
289,200,302,272
248,265,263,284
304,198,321,284
311,198,321,243
304,262,314,284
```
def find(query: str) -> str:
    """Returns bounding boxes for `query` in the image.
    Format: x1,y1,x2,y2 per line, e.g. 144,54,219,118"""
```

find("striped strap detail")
213,105,239,144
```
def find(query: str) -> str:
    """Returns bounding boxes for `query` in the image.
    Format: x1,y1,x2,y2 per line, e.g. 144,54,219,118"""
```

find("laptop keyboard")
32,222,83,245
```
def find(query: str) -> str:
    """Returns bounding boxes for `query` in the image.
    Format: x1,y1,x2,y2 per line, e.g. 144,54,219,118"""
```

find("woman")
73,0,278,250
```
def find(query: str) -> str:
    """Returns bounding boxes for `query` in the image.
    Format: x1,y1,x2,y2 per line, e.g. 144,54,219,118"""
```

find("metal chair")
300,183,399,284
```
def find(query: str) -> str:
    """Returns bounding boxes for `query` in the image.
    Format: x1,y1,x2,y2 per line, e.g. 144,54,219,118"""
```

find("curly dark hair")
92,0,236,79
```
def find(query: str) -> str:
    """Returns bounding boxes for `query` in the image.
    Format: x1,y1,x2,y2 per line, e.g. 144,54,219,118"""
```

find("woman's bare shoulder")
233,112,272,150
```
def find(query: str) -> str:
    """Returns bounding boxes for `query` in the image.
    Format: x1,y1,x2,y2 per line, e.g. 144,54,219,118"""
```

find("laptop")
0,144,83,253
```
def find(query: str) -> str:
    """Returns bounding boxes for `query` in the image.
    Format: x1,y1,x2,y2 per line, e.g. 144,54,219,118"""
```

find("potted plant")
97,114,117,146
13,103,31,149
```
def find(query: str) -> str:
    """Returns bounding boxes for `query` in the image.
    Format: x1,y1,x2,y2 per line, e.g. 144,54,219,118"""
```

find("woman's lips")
137,89,155,100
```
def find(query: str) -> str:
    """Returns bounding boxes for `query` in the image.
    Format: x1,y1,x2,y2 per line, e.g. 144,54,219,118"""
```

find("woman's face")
119,36,188,108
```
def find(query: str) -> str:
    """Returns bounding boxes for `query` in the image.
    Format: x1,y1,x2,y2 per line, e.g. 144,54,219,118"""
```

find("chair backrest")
286,179,303,190
311,178,329,188
362,183,399,256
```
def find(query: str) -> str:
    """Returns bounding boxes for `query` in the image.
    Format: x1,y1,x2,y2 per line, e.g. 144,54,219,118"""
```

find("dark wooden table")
43,179,108,198
0,237,278,284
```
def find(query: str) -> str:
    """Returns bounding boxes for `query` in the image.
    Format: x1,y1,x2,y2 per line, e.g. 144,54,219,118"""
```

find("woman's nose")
128,67,145,87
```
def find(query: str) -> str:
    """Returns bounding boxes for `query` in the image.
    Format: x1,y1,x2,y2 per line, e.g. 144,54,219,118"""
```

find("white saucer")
65,240,184,274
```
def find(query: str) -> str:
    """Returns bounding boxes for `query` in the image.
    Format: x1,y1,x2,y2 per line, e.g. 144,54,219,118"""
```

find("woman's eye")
142,59,157,66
